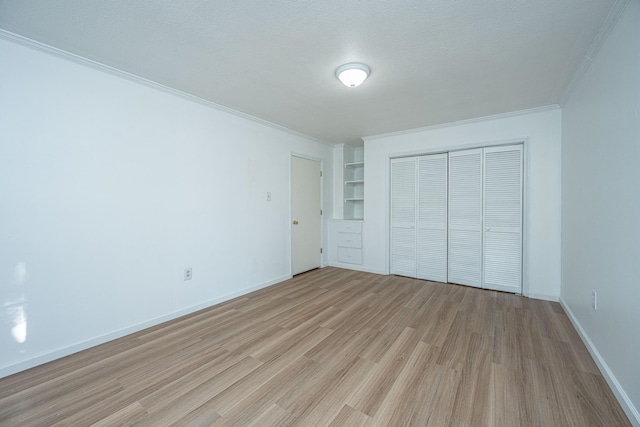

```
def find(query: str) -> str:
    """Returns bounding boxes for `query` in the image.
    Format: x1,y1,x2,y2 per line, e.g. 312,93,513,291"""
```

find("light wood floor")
0,267,630,426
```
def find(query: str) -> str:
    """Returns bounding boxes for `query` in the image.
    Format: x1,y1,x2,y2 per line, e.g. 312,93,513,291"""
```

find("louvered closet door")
483,145,523,292
390,158,417,277
448,149,483,288
417,154,448,282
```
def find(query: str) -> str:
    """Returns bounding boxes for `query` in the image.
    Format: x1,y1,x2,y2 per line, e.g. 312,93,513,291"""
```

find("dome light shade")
336,63,370,87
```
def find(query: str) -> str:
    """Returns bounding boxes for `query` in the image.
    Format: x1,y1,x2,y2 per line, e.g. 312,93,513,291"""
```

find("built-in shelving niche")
344,147,364,220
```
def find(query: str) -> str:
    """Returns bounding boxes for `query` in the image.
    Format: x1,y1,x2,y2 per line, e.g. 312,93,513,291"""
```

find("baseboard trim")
526,292,559,302
327,262,387,275
559,298,639,426
0,274,292,379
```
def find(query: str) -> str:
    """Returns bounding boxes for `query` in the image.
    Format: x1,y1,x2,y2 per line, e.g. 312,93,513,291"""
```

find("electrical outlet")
591,289,597,310
184,268,192,281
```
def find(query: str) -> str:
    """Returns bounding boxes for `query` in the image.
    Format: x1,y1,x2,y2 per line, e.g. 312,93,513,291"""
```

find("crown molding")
362,105,561,142
0,29,334,148
559,0,631,106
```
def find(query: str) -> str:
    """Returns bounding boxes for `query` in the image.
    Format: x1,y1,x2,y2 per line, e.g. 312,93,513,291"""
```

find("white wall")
0,36,333,377
362,108,562,299
332,144,345,218
561,1,640,423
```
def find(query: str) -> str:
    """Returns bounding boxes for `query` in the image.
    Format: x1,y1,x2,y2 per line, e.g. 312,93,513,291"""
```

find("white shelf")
342,146,364,220
345,162,365,168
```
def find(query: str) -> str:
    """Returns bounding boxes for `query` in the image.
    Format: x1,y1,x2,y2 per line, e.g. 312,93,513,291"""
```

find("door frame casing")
289,152,325,276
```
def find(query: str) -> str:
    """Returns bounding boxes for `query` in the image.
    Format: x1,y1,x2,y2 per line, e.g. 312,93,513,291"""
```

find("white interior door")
291,156,321,275
448,149,483,288
417,153,448,282
390,157,417,278
483,145,523,292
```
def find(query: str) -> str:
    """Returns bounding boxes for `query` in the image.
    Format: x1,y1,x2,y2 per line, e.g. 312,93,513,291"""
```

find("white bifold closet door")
390,157,417,278
448,149,483,288
390,154,448,281
417,154,448,282
391,145,522,293
483,145,523,292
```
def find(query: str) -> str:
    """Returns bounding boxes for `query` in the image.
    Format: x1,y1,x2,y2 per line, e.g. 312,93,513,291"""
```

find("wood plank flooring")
0,267,630,426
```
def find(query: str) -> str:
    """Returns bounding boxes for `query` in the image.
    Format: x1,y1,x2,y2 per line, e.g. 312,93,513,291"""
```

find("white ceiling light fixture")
336,63,370,88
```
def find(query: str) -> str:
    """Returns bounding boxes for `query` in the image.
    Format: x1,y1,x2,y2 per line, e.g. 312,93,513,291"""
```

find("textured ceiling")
0,0,616,145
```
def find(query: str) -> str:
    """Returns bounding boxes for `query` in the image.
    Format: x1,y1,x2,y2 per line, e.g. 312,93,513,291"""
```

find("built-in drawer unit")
337,221,362,234
333,220,363,265
337,232,362,248
337,247,363,265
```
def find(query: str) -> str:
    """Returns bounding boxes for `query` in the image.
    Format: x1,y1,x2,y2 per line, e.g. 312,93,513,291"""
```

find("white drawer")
337,221,362,234
337,232,362,248
338,247,363,265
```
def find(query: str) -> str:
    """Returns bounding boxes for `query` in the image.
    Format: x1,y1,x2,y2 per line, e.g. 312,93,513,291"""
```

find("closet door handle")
485,227,491,231
293,220,299,225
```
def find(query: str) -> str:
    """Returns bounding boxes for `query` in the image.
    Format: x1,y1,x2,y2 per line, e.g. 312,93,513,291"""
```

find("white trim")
526,292,559,302
521,140,530,299
0,29,332,148
559,0,631,106
362,105,560,142
560,298,639,426
383,153,393,275
0,274,292,379
327,263,387,275
384,138,529,162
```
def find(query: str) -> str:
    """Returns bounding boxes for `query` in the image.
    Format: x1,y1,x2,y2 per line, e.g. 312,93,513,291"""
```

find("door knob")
293,220,299,225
